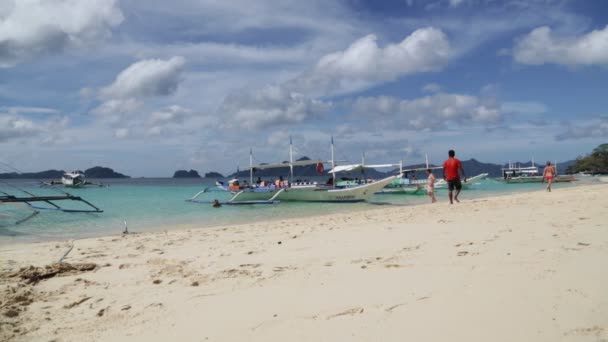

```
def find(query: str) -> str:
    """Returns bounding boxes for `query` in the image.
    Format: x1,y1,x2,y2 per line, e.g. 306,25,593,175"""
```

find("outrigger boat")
501,160,575,183
42,171,106,188
377,155,443,195
188,138,401,205
1,188,103,224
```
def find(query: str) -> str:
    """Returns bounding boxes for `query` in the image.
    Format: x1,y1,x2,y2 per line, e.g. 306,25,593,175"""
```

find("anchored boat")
188,138,401,205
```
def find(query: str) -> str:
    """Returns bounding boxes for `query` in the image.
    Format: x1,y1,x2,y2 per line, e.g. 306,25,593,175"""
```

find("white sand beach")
1,184,607,341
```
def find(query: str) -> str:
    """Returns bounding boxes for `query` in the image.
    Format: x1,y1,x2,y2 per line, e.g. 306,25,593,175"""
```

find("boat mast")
425,153,429,169
249,148,253,186
289,136,294,184
554,160,558,175
331,136,336,188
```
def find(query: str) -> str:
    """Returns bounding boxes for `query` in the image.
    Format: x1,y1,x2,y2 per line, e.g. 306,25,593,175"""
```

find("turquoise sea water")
0,176,600,244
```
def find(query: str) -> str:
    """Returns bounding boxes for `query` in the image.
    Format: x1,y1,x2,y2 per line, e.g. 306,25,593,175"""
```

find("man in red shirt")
443,150,466,204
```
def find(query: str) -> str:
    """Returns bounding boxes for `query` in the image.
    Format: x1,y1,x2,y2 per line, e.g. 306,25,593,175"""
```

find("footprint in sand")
326,307,364,319
457,251,469,256
384,303,406,312
564,325,606,338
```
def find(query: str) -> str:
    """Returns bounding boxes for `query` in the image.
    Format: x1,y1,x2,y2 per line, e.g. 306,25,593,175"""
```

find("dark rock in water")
204,171,224,178
173,170,201,178
85,166,129,178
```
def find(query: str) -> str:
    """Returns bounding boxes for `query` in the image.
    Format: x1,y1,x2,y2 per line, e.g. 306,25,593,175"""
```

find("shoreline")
1,179,600,247
1,184,607,341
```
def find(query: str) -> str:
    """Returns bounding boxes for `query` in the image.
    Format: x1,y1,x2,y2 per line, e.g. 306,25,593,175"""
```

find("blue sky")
0,0,607,177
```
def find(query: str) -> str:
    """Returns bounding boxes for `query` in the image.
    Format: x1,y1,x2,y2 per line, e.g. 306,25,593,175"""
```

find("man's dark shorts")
447,178,462,191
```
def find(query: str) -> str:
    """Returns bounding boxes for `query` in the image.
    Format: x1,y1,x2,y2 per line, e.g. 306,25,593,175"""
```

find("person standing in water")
542,161,556,192
426,169,437,203
443,150,466,204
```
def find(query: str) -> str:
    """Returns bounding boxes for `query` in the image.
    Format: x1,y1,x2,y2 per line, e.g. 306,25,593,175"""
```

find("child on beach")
426,169,437,203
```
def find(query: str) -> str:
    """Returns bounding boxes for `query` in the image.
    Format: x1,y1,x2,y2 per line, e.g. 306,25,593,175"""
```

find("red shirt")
443,158,462,181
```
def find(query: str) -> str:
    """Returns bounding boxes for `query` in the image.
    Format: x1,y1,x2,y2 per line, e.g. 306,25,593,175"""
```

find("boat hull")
230,175,399,203
376,186,427,195
277,175,397,202
504,175,576,184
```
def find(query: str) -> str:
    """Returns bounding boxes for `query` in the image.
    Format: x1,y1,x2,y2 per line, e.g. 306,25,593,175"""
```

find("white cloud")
149,105,192,125
266,130,292,147
556,118,608,140
513,25,608,66
218,28,452,130
100,56,186,99
121,0,356,38
351,92,502,130
449,0,465,7
0,114,40,142
0,112,68,143
0,0,123,67
91,57,188,135
92,98,142,117
114,128,129,139
219,85,331,130
290,28,452,96
0,106,58,115
422,83,441,93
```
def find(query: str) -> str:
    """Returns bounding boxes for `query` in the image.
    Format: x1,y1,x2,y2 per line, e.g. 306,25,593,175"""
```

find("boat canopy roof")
501,166,539,172
249,159,333,170
328,163,398,174
401,166,443,172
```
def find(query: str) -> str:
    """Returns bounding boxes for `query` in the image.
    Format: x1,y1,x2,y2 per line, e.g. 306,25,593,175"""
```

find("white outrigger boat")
42,171,106,188
501,160,575,184
188,138,401,204
62,171,86,187
376,155,443,195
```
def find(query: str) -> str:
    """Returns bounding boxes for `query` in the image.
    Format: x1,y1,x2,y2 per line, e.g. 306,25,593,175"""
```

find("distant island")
84,166,129,178
0,166,129,179
173,170,201,178
204,171,224,178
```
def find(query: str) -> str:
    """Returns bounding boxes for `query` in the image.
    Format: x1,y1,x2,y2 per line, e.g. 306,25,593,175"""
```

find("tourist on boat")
256,177,262,185
542,161,556,192
326,177,333,185
426,169,437,203
443,150,466,204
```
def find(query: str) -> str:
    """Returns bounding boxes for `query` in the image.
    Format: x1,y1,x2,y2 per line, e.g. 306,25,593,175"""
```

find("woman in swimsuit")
542,161,556,192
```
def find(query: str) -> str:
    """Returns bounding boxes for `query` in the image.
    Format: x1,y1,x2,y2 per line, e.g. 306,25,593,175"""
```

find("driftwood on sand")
7,262,97,285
